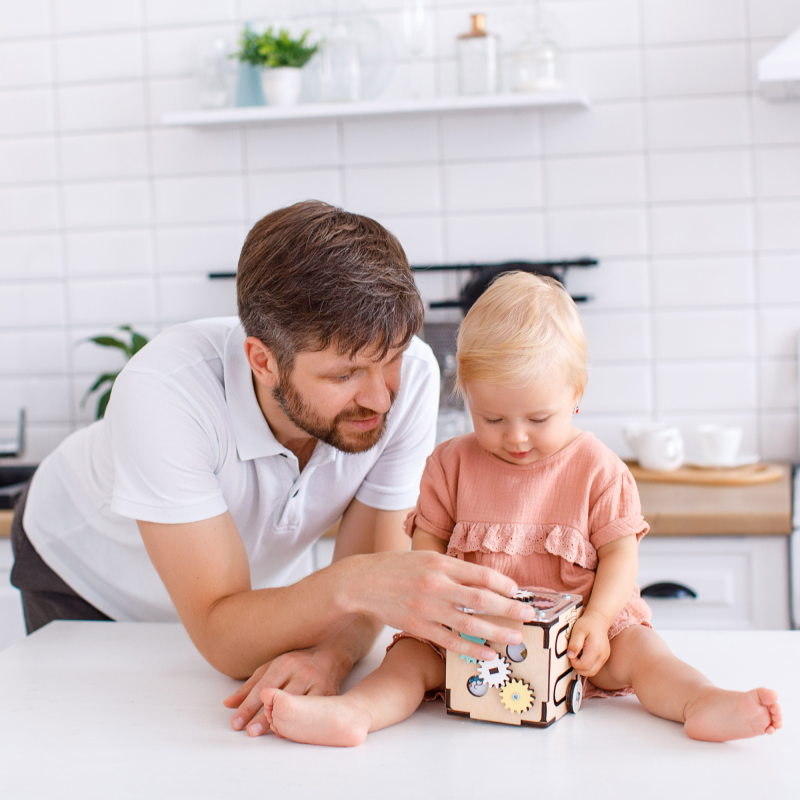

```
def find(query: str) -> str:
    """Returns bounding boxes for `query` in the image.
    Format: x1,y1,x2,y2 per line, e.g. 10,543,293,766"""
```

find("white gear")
477,655,512,687
513,590,534,601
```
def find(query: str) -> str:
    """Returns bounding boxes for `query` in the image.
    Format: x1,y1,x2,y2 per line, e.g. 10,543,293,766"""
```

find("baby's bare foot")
260,687,372,747
684,687,782,742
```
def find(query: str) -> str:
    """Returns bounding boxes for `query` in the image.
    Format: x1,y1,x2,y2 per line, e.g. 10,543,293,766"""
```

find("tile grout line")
637,0,657,425
46,0,78,436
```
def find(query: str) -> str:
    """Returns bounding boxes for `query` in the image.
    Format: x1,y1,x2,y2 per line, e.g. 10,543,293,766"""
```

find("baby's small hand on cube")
567,611,611,677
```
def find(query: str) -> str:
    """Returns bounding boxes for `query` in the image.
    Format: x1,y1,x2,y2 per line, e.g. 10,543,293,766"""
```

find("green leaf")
97,388,112,420
87,336,131,356
80,373,118,407
87,372,119,395
233,25,318,68
130,332,149,355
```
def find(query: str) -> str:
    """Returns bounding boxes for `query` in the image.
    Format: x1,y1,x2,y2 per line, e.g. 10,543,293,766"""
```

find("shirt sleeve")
107,367,228,524
588,469,649,551
403,451,457,542
355,341,440,511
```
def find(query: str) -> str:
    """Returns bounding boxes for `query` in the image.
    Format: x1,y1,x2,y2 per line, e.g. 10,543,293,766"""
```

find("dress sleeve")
404,450,457,543
588,469,649,550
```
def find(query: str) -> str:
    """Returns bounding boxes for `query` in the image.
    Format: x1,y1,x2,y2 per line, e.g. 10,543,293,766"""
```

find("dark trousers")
10,481,113,634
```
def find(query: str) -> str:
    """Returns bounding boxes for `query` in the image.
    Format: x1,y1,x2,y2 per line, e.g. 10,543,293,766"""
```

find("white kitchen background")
1,0,799,464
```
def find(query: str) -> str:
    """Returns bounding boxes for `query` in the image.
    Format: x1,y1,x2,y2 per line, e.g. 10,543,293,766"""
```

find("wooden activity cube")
446,589,584,727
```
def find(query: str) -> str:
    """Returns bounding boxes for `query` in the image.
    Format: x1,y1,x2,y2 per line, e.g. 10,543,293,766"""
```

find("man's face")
273,344,406,453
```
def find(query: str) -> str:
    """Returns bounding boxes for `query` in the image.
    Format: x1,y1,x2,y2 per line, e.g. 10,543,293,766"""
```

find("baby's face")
465,367,581,466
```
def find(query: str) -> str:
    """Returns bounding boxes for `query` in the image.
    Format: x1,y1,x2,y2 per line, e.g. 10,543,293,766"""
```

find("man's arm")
222,500,408,734
139,502,534,680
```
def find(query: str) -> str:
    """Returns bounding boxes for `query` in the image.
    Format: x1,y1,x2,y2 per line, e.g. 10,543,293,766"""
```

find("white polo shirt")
23,318,439,622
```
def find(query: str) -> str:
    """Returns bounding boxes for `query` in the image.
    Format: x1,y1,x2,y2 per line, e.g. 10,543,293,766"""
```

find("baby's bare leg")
590,626,782,742
260,638,445,747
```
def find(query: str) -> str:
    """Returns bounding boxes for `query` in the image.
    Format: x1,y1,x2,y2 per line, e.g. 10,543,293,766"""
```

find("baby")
259,272,782,746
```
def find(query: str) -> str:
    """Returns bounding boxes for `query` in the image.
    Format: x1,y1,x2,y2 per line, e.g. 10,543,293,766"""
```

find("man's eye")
335,374,352,382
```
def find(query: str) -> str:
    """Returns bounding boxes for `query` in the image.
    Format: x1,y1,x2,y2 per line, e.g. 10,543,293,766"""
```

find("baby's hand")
566,611,611,678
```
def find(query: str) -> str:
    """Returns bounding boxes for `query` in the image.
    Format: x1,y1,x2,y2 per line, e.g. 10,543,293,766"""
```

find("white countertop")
0,622,796,799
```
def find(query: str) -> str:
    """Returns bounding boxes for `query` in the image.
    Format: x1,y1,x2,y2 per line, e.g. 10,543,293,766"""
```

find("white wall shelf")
161,91,590,127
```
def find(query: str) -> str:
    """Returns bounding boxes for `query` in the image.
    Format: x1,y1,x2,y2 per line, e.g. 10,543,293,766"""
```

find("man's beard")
273,374,396,454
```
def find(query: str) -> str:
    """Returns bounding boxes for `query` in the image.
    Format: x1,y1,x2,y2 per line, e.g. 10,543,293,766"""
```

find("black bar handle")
411,258,599,272
641,582,698,600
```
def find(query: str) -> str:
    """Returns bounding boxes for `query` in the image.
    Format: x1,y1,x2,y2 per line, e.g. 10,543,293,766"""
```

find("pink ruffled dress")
404,431,652,698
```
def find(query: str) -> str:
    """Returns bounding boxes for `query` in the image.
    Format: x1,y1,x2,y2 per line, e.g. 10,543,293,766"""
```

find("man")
11,201,534,736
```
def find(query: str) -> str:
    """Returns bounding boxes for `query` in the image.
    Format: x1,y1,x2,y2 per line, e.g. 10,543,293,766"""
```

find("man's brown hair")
237,201,424,371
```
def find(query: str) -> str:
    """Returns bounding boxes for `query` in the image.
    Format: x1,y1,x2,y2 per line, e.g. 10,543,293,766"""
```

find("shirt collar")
223,324,286,461
222,324,338,469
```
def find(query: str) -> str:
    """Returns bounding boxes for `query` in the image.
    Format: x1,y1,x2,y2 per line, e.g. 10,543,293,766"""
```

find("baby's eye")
484,418,502,425
530,418,549,424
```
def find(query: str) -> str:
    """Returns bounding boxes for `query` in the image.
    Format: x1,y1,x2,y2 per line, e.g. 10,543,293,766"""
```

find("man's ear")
244,337,280,388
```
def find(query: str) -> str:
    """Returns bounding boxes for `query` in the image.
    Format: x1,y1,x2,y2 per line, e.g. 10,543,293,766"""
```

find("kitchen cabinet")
638,535,790,630
636,464,793,630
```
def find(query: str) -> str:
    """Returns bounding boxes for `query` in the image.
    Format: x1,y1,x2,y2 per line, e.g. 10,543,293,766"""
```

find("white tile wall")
644,43,749,98
641,0,747,45
56,33,144,84
0,0,798,462
0,0,50,39
653,257,754,308
52,0,142,34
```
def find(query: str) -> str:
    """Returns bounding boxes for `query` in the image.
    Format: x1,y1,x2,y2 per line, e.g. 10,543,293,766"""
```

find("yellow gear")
499,679,535,713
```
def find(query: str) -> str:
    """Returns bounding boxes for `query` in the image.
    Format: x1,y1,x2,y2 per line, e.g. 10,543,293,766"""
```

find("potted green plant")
80,325,149,419
234,25,319,107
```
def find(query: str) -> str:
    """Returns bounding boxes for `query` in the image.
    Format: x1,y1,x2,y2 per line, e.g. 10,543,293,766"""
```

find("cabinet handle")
641,582,697,600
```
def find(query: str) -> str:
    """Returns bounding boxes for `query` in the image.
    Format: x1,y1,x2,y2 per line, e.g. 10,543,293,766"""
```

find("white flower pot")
260,66,303,107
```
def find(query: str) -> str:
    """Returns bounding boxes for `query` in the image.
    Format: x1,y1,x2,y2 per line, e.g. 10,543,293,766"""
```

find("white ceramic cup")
697,424,742,466
622,422,668,461
637,426,685,472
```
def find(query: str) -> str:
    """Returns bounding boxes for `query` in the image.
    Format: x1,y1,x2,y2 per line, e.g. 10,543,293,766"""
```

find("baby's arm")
412,526,448,554
567,534,639,677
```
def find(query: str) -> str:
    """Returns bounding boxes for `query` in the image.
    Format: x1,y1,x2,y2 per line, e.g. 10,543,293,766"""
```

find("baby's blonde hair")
456,271,588,395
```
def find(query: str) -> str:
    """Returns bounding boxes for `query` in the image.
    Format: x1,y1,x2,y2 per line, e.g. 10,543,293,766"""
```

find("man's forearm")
197,555,368,678
315,613,385,684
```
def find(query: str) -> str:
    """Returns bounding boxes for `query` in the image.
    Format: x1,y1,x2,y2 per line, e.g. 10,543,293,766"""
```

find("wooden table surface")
0,622,796,799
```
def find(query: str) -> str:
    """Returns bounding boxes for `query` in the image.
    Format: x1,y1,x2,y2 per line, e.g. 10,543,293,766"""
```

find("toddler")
259,272,782,746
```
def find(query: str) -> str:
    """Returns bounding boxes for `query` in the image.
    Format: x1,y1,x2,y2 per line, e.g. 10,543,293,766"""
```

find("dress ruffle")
446,521,598,571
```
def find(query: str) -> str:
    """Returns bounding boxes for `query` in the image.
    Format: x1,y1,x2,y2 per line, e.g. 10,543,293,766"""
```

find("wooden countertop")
0,510,12,539
639,462,793,536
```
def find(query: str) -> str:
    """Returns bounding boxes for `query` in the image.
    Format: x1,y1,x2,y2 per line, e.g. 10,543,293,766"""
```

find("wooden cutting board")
627,461,784,486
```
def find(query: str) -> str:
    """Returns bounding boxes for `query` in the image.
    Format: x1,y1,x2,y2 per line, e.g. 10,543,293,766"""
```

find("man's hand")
566,610,611,677
223,643,349,736
344,550,537,661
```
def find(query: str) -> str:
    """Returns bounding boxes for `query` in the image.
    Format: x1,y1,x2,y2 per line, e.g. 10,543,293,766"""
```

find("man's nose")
357,371,392,414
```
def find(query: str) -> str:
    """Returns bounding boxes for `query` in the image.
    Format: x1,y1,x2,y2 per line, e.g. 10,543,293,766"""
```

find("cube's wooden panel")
446,599,583,728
